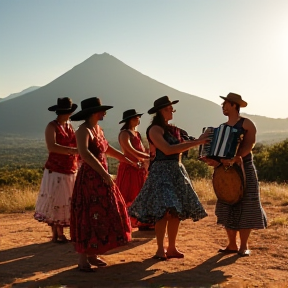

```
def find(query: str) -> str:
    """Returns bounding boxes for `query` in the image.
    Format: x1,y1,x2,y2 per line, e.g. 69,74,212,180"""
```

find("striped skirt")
215,159,267,230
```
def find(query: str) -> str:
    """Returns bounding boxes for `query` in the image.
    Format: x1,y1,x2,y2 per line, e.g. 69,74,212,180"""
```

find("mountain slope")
0,53,287,143
0,86,40,102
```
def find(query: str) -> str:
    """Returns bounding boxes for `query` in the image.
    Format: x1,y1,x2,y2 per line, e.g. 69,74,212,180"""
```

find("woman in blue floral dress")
129,96,210,260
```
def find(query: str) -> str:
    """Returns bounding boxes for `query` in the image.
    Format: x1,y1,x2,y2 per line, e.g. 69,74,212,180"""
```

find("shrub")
254,139,288,182
182,148,213,179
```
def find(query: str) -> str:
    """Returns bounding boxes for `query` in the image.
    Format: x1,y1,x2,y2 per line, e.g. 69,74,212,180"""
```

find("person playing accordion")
203,92,267,257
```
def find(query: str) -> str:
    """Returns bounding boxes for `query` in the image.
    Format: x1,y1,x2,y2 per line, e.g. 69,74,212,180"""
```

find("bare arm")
221,118,256,167
118,131,150,160
76,125,112,185
106,144,137,166
149,125,209,155
45,122,78,155
237,118,256,157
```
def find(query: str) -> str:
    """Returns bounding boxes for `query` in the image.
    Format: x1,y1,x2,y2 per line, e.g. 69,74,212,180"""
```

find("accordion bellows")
199,124,241,160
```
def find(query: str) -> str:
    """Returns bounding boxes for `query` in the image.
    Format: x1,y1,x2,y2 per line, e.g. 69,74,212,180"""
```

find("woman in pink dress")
115,109,151,230
34,97,78,243
70,97,134,272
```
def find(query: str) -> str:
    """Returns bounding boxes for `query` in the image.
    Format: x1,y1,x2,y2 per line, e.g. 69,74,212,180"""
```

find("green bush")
254,139,288,182
182,148,213,179
0,167,43,186
1,135,288,184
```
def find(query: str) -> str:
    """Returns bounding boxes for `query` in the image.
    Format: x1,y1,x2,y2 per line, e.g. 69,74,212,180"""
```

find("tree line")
0,137,287,187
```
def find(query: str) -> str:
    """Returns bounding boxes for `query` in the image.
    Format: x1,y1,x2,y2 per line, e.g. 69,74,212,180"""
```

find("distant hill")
0,86,40,102
0,53,287,144
241,113,288,143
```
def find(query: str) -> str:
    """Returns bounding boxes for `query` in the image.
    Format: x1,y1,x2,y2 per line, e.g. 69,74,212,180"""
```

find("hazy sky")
1,0,287,118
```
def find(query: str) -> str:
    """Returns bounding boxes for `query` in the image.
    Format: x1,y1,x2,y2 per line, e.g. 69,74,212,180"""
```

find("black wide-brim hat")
70,97,113,121
148,95,179,114
48,97,78,114
119,109,144,124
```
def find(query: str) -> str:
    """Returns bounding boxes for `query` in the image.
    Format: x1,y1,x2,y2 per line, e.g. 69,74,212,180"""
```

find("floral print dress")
70,125,131,255
129,126,207,224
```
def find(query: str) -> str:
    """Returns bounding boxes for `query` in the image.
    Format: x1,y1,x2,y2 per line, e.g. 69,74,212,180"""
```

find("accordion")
199,124,241,160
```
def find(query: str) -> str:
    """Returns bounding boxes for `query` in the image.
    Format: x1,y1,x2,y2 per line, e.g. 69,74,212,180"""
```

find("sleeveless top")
119,130,146,163
45,120,78,174
146,125,182,161
85,125,109,171
233,117,252,162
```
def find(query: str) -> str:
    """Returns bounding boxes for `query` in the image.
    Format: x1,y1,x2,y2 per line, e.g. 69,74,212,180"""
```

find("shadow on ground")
0,240,237,288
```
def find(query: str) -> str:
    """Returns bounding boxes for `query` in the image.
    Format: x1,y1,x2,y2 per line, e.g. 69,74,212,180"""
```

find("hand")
220,156,242,167
137,159,150,170
102,173,115,187
196,133,211,145
123,156,138,167
220,158,233,167
201,157,220,167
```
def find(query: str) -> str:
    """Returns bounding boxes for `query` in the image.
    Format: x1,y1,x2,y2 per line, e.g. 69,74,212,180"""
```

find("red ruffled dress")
70,125,131,255
116,130,149,228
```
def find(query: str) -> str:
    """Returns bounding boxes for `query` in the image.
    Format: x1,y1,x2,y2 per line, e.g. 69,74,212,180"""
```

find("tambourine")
212,163,245,205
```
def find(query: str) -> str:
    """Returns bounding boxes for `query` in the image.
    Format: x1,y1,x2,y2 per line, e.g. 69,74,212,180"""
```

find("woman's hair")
150,111,168,131
120,119,131,131
146,110,180,144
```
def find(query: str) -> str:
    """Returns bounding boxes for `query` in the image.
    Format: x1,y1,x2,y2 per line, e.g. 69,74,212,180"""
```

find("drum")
212,163,245,205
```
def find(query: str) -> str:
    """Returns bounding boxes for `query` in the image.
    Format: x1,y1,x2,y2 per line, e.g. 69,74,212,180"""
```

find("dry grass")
1,179,287,216
259,182,288,205
0,185,38,213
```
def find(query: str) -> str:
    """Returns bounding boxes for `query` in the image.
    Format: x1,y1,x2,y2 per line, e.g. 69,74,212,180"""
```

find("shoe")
77,265,96,272
218,248,238,254
88,256,107,267
166,253,184,259
238,250,251,257
56,235,69,244
152,254,167,261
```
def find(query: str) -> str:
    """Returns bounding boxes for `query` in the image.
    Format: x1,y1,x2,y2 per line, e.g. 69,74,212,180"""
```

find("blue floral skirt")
128,160,208,224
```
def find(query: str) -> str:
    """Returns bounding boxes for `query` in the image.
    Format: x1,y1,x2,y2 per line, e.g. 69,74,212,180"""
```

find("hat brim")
119,113,144,124
48,103,78,113
219,96,247,108
70,106,113,121
148,100,179,114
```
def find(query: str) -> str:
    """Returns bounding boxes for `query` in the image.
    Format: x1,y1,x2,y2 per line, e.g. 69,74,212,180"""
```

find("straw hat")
220,92,247,107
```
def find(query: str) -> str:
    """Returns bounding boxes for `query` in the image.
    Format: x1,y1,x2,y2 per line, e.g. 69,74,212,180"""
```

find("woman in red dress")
115,109,151,229
70,97,134,272
34,97,78,243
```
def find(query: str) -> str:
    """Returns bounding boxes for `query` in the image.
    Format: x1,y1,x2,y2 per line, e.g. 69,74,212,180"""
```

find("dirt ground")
0,204,287,288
